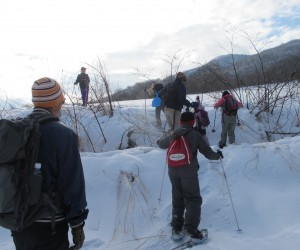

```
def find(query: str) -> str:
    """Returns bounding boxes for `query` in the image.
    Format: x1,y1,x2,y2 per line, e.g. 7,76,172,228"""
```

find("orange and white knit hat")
32,77,65,108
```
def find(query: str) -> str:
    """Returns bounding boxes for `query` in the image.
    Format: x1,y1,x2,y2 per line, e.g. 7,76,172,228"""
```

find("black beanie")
180,111,195,127
222,90,230,97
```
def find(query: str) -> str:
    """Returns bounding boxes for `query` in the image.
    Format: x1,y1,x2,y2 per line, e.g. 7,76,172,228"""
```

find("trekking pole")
158,161,167,202
163,121,167,133
236,113,241,126
219,158,242,232
211,109,217,132
172,110,176,130
144,87,147,122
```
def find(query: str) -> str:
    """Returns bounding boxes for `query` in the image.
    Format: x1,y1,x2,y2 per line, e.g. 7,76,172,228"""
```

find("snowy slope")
1,92,300,250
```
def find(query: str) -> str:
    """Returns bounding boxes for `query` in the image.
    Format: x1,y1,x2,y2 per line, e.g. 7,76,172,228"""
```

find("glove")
69,223,85,249
217,150,224,159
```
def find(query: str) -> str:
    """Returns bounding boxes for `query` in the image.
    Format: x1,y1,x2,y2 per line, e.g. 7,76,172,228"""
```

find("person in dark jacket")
11,77,88,250
160,72,191,131
157,111,223,242
74,67,90,106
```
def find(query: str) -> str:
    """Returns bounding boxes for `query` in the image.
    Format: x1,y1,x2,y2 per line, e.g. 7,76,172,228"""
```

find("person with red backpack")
213,90,242,148
157,111,222,243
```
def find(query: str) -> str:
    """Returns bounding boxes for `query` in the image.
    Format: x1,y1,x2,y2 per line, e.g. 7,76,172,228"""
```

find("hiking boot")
218,142,226,149
185,228,206,243
171,228,184,241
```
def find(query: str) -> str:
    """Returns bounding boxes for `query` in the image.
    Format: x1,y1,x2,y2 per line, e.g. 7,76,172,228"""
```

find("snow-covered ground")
1,92,300,250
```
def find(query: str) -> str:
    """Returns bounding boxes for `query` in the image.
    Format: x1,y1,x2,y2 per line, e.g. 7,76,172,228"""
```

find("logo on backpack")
167,135,192,167
0,116,58,232
223,95,238,115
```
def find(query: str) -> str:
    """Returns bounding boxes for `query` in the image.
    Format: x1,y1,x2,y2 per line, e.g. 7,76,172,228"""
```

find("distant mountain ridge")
211,39,300,64
189,39,300,77
112,39,300,101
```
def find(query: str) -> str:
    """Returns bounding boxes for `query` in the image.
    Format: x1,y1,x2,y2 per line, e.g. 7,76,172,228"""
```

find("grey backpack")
0,116,57,232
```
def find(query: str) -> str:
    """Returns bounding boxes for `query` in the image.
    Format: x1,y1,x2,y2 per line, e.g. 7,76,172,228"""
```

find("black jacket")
160,78,190,111
75,73,90,89
31,108,88,226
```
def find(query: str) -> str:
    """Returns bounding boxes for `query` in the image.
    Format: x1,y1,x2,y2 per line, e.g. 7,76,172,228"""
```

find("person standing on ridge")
74,67,90,106
11,77,89,250
213,90,242,148
160,72,191,131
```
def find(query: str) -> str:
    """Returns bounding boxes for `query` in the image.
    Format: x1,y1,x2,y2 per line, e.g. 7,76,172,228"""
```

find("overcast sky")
1,0,300,99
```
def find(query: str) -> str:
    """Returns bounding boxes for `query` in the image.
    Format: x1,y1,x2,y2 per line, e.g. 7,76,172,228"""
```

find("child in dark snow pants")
157,111,222,241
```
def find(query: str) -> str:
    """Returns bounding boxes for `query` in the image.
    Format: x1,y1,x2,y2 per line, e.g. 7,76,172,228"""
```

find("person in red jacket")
213,91,242,148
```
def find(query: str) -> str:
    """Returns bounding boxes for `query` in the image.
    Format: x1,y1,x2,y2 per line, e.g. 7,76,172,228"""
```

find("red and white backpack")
167,134,193,167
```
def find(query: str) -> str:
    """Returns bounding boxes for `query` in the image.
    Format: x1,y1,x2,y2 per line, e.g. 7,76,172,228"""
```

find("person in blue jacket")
147,83,164,128
11,77,88,250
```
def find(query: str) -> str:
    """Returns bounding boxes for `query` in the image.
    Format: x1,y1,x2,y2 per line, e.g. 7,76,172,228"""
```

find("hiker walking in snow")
147,83,164,128
11,77,89,250
157,111,223,243
191,96,210,145
213,90,242,148
160,72,191,131
74,66,90,106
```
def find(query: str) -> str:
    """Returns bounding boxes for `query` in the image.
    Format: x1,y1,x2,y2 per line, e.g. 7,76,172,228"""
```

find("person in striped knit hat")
12,77,88,250
31,77,66,112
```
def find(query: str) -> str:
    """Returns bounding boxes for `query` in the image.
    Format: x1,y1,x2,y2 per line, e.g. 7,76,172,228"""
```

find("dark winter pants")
168,165,202,231
80,86,89,106
11,221,69,250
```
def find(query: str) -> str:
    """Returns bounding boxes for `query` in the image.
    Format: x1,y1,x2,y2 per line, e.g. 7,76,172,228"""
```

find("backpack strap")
26,112,59,234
